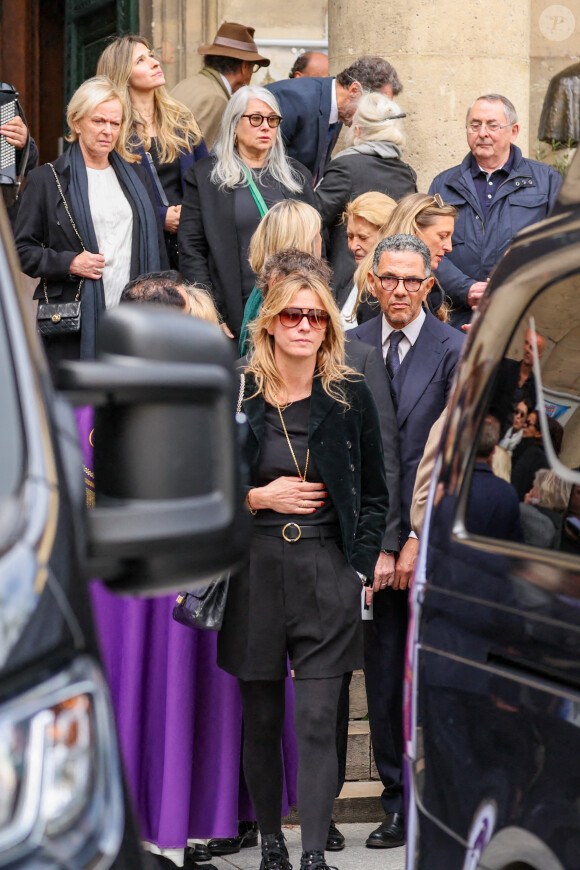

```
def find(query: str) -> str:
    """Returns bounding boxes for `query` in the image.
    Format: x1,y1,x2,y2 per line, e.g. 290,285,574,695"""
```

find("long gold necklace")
276,404,309,482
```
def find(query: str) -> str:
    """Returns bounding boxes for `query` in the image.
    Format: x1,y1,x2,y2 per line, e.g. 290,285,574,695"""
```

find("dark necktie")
386,331,404,379
314,122,338,185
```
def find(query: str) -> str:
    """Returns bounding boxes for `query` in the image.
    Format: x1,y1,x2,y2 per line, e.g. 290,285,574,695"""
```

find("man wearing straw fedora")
172,22,270,151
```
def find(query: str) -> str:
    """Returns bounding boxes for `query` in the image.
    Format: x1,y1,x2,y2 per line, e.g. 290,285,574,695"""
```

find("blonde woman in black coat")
218,271,388,870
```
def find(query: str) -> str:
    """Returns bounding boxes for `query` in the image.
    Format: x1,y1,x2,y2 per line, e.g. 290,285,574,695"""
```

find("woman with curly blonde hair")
218,271,388,870
97,34,208,267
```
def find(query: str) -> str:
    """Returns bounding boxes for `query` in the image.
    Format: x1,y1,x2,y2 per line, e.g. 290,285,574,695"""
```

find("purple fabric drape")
76,406,299,848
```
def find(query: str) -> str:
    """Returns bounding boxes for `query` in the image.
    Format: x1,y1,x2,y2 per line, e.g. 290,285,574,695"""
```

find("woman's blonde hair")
183,284,221,325
354,192,457,321
211,86,303,194
382,192,457,238
246,273,356,406
347,93,406,149
97,35,202,164
248,201,321,275
66,76,136,163
342,190,397,230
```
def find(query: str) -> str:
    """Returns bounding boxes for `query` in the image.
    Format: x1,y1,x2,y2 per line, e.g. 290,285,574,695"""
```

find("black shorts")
218,531,363,681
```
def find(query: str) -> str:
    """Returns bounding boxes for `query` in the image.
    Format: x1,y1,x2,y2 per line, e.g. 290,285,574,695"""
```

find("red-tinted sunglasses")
278,307,329,330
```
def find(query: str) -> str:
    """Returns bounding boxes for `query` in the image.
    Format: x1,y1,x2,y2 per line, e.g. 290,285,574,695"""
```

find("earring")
234,133,238,147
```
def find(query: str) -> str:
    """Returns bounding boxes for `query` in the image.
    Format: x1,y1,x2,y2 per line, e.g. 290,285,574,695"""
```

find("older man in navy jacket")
266,56,401,184
430,94,561,329
349,234,464,848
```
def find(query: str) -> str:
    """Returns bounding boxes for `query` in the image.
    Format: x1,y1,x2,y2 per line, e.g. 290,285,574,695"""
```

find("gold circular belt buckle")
282,522,302,543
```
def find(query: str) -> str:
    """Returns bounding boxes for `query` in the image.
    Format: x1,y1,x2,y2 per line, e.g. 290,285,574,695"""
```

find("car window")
463,278,580,556
0,304,24,502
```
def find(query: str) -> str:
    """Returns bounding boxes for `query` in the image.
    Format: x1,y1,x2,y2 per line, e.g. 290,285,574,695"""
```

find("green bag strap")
243,165,269,218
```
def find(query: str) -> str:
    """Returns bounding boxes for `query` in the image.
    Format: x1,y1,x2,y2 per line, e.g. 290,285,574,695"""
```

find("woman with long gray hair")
178,85,316,343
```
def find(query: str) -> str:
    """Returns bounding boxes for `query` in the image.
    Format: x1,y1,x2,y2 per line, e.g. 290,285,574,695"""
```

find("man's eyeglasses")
373,274,426,293
252,63,263,74
241,113,282,128
513,409,527,417
278,307,329,329
467,121,512,133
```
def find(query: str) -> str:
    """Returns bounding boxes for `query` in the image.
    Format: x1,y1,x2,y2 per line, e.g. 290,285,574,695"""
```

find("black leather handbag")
172,374,245,632
36,163,85,337
172,577,230,632
37,300,81,336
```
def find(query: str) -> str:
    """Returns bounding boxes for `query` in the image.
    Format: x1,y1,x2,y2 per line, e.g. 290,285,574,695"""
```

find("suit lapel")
308,376,336,441
242,385,265,470
350,315,383,354
394,314,444,427
314,79,333,179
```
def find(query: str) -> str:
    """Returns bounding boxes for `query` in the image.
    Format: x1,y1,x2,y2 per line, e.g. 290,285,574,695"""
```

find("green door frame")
64,0,139,106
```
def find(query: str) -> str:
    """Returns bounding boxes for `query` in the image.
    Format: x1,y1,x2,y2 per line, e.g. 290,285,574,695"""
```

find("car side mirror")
58,306,249,594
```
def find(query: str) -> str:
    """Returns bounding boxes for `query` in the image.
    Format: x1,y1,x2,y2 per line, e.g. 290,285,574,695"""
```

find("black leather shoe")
365,813,406,848
299,850,338,869
260,832,292,870
325,820,345,851
208,821,259,855
184,843,213,863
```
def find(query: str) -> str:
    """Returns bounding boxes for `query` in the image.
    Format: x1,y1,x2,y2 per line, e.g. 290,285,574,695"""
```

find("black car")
406,150,580,870
0,204,247,868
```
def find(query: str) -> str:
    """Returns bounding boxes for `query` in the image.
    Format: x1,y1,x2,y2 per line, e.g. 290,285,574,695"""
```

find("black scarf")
65,141,161,358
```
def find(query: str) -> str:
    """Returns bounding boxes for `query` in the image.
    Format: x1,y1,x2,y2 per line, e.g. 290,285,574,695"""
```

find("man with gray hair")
349,233,463,848
429,94,561,329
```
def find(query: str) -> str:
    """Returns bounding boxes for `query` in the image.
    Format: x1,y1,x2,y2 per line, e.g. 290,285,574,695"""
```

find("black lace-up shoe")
260,832,292,870
299,850,338,870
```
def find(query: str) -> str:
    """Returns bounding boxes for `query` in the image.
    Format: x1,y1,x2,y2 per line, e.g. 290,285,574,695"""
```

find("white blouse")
86,165,133,309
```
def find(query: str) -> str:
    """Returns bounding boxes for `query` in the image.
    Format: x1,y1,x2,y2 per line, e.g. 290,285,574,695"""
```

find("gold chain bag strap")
36,163,86,337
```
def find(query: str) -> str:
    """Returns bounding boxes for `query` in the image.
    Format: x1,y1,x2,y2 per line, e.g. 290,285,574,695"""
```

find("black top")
254,397,338,526
234,170,287,302
150,138,182,206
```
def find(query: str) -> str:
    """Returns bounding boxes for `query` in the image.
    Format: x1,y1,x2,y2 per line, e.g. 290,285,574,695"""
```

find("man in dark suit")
266,56,401,183
349,234,464,848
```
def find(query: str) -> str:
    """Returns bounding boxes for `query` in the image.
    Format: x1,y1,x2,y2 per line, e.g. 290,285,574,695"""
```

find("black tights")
238,675,343,852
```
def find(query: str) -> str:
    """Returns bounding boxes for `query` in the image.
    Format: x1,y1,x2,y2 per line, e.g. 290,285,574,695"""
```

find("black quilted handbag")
36,163,85,338
37,300,81,336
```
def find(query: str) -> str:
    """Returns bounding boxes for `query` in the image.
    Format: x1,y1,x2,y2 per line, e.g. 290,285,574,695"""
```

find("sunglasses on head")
278,307,329,329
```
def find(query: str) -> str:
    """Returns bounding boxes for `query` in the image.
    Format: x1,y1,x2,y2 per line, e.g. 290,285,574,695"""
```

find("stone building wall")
144,0,580,190
531,0,580,170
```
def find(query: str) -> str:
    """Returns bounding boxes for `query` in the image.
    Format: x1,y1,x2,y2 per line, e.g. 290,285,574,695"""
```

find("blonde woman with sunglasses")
218,272,388,870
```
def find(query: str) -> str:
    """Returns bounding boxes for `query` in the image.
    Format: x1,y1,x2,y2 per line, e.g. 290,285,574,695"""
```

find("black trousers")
363,586,408,815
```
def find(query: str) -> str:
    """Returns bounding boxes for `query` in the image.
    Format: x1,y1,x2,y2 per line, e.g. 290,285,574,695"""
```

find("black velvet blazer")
241,371,389,578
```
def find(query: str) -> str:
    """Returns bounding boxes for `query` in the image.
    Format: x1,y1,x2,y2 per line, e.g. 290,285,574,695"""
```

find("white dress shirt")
381,308,426,365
